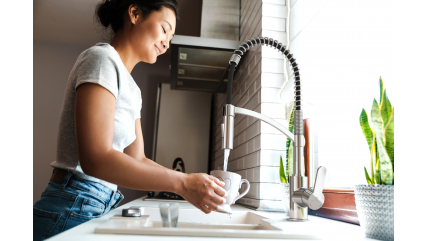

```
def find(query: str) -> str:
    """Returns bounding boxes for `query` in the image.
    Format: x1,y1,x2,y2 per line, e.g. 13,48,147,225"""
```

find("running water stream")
223,149,231,171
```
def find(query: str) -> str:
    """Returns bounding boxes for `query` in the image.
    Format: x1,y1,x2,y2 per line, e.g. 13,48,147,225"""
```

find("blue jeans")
33,170,124,241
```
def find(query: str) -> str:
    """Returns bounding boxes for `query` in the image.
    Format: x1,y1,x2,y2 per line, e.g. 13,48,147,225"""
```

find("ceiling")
34,0,202,48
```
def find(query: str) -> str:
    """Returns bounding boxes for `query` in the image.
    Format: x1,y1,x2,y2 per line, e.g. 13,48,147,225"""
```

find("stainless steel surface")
171,35,241,49
222,104,235,150
221,104,326,221
294,110,304,135
235,107,294,141
291,167,327,211
200,0,240,41
229,53,241,65
288,175,308,221
122,207,141,217
293,134,305,176
170,36,241,92
223,104,236,116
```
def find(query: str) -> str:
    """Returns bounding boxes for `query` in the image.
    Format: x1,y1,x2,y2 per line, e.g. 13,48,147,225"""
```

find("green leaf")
371,99,393,185
364,167,373,185
379,76,385,104
359,108,373,152
374,140,381,184
380,90,393,129
286,103,295,177
384,108,394,172
280,156,287,183
287,142,293,176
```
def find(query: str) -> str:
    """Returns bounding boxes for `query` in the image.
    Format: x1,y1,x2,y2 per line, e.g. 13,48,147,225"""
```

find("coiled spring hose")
226,37,301,111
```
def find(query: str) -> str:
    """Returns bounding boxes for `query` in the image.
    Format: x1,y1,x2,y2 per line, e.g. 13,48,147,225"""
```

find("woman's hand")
178,173,228,214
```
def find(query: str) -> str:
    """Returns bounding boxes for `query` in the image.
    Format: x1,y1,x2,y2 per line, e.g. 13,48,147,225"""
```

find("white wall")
33,41,172,205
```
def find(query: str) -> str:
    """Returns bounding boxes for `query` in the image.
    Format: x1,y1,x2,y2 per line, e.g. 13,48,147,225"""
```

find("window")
280,0,393,224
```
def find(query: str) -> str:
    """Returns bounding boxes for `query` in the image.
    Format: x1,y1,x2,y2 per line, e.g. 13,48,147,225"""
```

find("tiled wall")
210,0,289,211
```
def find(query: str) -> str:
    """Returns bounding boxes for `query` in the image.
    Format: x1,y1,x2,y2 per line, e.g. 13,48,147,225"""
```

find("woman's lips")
155,45,160,55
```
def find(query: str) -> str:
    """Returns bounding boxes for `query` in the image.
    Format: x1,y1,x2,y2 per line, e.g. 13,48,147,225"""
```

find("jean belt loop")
112,190,124,209
60,171,74,189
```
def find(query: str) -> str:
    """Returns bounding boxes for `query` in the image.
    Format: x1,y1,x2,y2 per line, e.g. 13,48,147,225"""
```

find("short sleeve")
74,47,119,98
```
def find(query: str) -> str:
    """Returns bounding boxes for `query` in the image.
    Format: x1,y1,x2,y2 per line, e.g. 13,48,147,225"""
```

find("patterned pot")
354,184,394,241
280,183,290,216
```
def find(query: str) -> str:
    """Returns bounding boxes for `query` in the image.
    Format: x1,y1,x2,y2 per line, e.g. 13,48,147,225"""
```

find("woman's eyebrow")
164,20,175,38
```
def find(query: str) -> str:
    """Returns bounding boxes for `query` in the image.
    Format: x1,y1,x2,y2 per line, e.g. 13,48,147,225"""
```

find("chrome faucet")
220,37,327,221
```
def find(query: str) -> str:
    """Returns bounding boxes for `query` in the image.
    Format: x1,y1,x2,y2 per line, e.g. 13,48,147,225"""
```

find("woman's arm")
123,118,169,170
75,83,227,213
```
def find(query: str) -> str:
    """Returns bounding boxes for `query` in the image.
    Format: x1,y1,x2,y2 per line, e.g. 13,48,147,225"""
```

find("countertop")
47,196,377,241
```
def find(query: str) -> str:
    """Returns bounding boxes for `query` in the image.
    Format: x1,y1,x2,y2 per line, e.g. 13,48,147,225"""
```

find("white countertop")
47,196,376,241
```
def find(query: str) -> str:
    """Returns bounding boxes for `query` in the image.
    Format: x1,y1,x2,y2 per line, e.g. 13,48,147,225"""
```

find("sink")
95,207,321,239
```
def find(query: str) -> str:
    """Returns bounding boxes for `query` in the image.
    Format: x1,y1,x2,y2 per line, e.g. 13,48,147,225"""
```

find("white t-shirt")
50,43,142,191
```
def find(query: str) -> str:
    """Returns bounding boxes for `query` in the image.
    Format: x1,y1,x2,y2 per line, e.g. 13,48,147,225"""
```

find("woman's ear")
128,4,140,25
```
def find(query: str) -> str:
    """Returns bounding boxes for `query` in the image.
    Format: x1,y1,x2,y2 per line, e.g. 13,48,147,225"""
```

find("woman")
33,1,228,240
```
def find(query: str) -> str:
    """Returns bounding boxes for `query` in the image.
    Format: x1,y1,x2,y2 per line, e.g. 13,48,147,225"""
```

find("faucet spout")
235,107,294,141
221,36,326,222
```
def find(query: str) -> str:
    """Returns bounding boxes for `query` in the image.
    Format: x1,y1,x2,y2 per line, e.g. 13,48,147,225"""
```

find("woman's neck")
109,32,138,74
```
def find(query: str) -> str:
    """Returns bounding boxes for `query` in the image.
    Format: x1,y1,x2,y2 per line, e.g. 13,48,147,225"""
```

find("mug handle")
234,179,250,202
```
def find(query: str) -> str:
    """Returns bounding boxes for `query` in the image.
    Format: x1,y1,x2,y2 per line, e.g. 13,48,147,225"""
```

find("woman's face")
129,6,176,64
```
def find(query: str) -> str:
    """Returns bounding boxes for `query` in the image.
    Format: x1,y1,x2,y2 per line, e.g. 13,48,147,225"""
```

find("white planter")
280,183,290,216
354,184,394,241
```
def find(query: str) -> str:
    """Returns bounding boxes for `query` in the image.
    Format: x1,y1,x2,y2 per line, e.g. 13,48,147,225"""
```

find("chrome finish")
222,104,235,150
229,53,241,65
293,134,305,176
222,36,327,221
122,207,141,217
235,107,294,141
289,175,308,221
292,166,327,211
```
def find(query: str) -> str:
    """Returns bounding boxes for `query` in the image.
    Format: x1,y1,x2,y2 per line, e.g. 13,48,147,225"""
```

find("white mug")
210,170,250,214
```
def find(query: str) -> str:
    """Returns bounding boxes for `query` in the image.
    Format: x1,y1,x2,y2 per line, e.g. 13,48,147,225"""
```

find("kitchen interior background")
34,0,394,208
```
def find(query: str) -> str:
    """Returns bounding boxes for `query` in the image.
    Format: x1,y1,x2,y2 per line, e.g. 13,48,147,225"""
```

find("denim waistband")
54,169,123,208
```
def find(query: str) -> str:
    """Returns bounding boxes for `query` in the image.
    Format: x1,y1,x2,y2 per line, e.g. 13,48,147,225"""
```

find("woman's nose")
161,40,169,52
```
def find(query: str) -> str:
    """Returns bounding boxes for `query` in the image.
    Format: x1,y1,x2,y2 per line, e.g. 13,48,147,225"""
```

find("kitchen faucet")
221,37,327,221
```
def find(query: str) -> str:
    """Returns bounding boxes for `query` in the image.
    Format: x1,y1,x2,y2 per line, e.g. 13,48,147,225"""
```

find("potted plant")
279,103,295,216
355,77,394,240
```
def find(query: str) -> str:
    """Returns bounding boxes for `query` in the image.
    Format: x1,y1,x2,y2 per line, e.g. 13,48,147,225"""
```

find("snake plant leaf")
384,108,394,172
379,76,385,104
374,140,380,184
380,90,393,129
280,155,287,183
359,108,373,152
364,167,373,185
371,99,385,143
287,142,293,176
371,99,393,185
286,103,295,177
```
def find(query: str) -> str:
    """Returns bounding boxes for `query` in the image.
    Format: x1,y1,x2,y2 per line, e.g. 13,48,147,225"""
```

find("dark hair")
95,0,179,35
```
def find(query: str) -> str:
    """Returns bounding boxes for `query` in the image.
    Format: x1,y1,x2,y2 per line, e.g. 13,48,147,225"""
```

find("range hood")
170,35,243,93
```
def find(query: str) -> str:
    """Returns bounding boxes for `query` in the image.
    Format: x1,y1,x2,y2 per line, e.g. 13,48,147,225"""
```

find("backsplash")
210,0,289,211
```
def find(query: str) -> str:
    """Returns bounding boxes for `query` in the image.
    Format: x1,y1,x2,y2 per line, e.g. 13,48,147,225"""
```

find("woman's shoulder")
80,43,116,60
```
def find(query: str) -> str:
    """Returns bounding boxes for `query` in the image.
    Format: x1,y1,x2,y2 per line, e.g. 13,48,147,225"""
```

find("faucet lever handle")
313,166,327,196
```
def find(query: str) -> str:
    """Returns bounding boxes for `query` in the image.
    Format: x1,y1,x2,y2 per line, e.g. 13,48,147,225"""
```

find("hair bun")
96,0,115,28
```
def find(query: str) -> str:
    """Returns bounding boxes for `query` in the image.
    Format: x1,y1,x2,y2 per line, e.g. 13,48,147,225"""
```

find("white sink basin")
95,207,321,239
